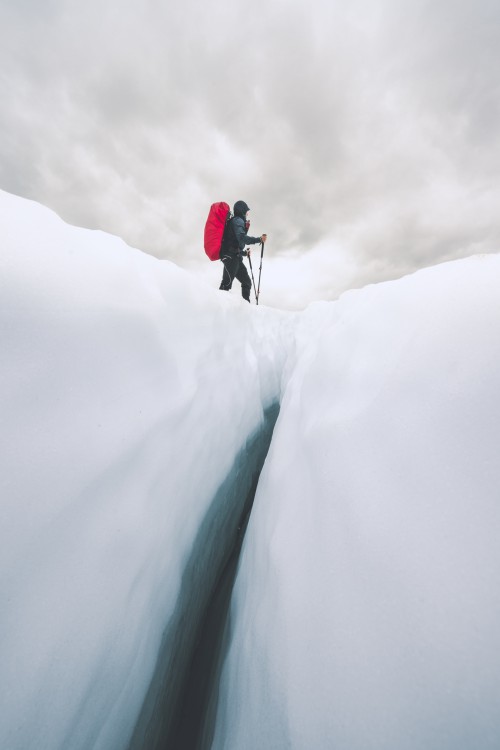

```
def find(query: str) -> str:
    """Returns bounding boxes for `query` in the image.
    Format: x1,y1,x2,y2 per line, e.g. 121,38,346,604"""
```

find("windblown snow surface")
2,188,500,749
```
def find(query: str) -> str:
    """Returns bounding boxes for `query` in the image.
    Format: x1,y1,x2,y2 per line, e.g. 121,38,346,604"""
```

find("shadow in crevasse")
127,402,280,750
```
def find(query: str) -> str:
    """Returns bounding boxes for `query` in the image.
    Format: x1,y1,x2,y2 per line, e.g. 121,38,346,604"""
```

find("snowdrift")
213,255,500,749
1,189,291,750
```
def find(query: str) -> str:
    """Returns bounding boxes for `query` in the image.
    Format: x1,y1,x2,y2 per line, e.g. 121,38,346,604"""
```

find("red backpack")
204,202,231,261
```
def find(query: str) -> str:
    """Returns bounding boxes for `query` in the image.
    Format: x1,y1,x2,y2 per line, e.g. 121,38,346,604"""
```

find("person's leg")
219,255,239,291
235,260,252,302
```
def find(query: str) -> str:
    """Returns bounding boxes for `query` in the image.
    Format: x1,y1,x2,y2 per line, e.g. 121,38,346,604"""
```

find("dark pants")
219,254,252,301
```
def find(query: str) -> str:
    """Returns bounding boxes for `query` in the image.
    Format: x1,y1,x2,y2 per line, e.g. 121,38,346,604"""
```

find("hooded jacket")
221,201,262,257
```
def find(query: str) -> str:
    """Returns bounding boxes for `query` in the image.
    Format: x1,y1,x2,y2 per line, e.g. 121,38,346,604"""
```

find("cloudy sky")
1,0,499,309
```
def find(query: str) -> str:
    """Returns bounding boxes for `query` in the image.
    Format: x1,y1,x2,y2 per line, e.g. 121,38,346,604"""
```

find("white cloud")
1,0,500,308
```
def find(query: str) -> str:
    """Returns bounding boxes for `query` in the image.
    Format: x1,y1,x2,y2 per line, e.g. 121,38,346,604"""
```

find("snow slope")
1,189,292,750
212,254,500,749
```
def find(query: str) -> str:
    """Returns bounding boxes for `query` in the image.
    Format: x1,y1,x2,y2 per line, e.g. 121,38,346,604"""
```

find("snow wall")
1,189,292,750
212,254,500,749
3,188,500,750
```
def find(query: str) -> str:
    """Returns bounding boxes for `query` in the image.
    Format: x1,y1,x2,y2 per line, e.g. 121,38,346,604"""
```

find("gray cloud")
1,0,500,308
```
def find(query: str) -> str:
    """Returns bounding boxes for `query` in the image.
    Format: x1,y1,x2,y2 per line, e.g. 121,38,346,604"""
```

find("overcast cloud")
1,0,499,308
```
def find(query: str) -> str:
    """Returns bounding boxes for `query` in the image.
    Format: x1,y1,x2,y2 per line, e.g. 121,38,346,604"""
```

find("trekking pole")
256,240,265,305
247,252,258,303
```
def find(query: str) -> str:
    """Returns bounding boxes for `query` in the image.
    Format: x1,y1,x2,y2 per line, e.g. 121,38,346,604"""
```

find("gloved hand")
261,234,267,243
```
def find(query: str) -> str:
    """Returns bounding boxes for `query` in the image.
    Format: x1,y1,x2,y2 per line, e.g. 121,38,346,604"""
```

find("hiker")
219,201,267,302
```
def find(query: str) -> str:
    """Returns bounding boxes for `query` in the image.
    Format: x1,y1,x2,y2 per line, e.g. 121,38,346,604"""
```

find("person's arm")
232,216,263,251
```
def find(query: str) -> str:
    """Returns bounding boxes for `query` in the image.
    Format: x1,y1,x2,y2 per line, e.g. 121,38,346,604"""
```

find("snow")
3,187,500,749
0,189,292,750
212,255,500,749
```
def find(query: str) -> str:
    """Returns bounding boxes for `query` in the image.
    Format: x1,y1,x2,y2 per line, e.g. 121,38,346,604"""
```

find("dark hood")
233,200,250,217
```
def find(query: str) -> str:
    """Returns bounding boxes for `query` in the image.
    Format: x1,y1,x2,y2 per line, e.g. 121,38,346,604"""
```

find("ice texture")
3,188,500,750
212,254,500,749
0,189,291,750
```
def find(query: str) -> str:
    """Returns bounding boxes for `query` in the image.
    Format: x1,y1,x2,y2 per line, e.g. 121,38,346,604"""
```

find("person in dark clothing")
219,200,267,302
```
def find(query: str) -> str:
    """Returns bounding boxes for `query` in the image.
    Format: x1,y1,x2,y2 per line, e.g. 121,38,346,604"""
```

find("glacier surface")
2,188,500,749
213,254,500,749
